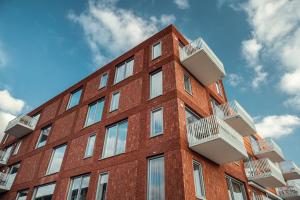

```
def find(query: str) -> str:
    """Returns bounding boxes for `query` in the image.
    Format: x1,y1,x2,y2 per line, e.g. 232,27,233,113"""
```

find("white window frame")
67,88,82,110
16,189,29,200
32,183,56,200
152,41,162,60
96,172,109,200
226,175,247,200
150,70,163,99
46,144,67,175
84,98,105,127
114,58,134,84
99,72,109,89
150,107,163,137
67,174,90,200
109,92,120,112
192,160,206,199
84,134,96,158
184,73,192,95
35,125,52,149
12,141,22,155
147,155,165,200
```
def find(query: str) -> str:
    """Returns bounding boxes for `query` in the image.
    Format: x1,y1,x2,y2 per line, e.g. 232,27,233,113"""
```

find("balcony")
0,172,12,193
277,183,300,200
244,158,286,188
251,138,285,163
186,115,248,164
279,161,300,180
179,37,226,86
5,115,38,138
253,195,272,200
214,100,256,136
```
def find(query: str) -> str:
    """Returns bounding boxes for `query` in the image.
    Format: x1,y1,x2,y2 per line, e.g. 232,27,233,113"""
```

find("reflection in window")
96,173,109,200
100,73,108,89
193,161,205,198
110,92,120,112
151,108,163,137
47,145,67,175
84,134,96,158
16,189,29,200
68,174,90,200
147,156,165,200
36,125,52,149
152,42,162,60
33,183,56,200
67,89,82,109
185,108,201,125
150,70,162,99
226,176,247,200
115,58,134,83
85,98,105,127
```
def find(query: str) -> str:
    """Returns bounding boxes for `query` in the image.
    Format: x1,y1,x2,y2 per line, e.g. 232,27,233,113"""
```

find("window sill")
99,152,125,161
151,55,161,61
184,89,193,96
150,132,163,138
148,94,163,101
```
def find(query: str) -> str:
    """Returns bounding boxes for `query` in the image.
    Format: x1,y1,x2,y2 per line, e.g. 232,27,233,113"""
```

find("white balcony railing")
5,115,38,138
279,161,300,180
244,158,286,188
251,138,285,163
277,183,300,199
253,195,272,200
187,115,248,164
214,100,256,136
179,37,226,85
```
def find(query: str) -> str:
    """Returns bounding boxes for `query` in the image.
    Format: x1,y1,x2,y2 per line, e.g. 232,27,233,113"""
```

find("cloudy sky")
0,0,300,165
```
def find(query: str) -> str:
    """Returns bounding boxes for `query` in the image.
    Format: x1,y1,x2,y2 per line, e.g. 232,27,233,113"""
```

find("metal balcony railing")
279,161,300,180
251,138,285,162
215,100,256,136
244,158,286,188
187,115,248,164
277,183,300,199
253,195,272,200
5,115,38,138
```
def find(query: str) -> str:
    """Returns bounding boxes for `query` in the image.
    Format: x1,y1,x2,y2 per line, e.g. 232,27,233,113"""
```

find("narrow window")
109,92,120,112
151,108,163,137
12,141,22,155
114,58,134,84
16,189,28,200
96,173,109,200
85,98,105,127
47,144,67,175
68,174,90,200
32,183,56,200
147,156,165,200
152,42,161,60
226,176,247,200
36,125,52,149
67,89,82,109
193,161,205,198
0,145,14,163
100,73,108,89
215,82,222,96
150,70,162,99
84,134,96,158
6,163,20,188
184,73,192,94
102,120,128,158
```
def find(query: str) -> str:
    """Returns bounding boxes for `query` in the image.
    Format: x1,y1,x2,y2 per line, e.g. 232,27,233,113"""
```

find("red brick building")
0,25,299,200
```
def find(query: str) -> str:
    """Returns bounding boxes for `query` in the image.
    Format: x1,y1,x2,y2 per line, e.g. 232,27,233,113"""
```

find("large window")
99,73,108,89
96,173,109,200
16,189,29,200
114,58,134,84
67,89,82,109
102,120,128,158
68,174,90,200
150,70,162,99
184,73,192,94
84,134,96,158
151,108,163,137
109,92,120,112
152,42,161,60
193,161,205,199
47,144,67,175
226,176,247,200
147,156,165,200
36,125,52,149
32,183,56,200
85,98,105,127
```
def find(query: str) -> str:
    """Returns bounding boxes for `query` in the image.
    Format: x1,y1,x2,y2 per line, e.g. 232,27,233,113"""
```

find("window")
150,70,162,99
85,98,105,127
36,125,52,149
147,156,165,200
32,183,56,200
102,120,128,158
6,163,20,188
215,82,222,96
184,73,192,94
1,134,9,144
84,134,96,158
96,173,109,200
0,145,13,163
68,174,90,200
47,145,67,175
185,108,201,125
13,141,22,155
152,42,161,60
109,92,120,112
100,73,108,89
193,161,205,198
226,176,247,200
114,58,134,83
67,89,82,109
16,189,29,200
151,108,163,137
32,113,41,125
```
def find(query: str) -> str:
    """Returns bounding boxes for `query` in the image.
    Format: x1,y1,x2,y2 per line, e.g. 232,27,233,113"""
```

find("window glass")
150,70,162,99
36,125,52,148
85,98,105,127
6,163,20,188
100,73,108,89
67,89,82,109
68,174,90,200
33,183,56,200
185,108,200,125
152,42,162,59
226,176,247,200
16,190,28,200
13,141,22,155
47,145,67,175
110,92,120,111
1,145,13,162
147,156,165,200
115,58,134,83
85,134,96,158
184,74,192,94
215,82,222,96
32,113,41,125
193,161,205,198
102,120,128,158
96,173,109,200
151,108,163,136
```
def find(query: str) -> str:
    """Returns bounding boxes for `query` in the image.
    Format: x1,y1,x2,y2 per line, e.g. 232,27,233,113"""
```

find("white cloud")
242,38,262,65
255,115,300,138
0,41,8,68
252,65,267,88
227,73,243,87
0,111,15,136
68,0,176,66
174,0,190,9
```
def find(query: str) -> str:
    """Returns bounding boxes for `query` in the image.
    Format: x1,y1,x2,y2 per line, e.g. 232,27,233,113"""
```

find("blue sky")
0,0,300,167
